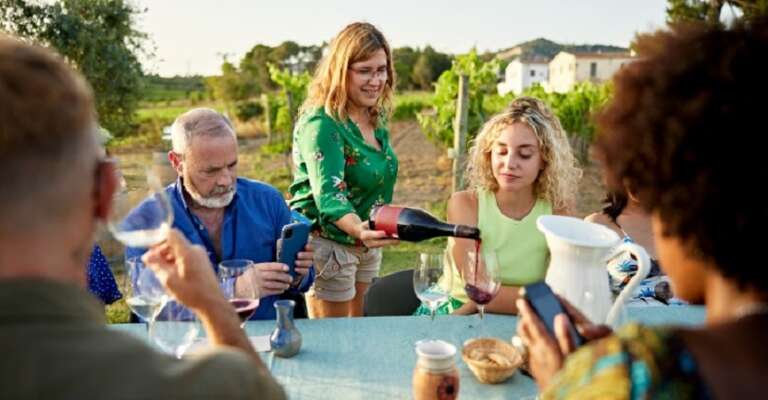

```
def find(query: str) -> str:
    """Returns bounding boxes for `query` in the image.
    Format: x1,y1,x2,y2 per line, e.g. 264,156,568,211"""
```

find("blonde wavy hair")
465,97,582,211
302,22,395,126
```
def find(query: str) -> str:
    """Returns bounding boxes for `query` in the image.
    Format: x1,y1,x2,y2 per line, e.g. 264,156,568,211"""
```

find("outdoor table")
111,305,705,399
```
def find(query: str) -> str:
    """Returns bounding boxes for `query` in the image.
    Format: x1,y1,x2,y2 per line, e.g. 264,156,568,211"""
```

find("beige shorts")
308,236,382,302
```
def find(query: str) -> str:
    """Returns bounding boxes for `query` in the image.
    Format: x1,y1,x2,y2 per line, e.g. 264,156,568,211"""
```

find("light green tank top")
445,190,552,302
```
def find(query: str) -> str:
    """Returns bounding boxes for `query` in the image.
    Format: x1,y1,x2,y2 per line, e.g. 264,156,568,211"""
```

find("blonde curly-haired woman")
417,97,582,316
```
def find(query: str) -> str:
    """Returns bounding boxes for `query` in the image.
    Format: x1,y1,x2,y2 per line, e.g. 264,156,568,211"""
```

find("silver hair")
171,108,236,154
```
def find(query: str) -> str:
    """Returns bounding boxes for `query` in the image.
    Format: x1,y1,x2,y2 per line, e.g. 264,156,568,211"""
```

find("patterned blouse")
87,245,122,305
289,107,398,245
542,323,711,399
607,234,686,307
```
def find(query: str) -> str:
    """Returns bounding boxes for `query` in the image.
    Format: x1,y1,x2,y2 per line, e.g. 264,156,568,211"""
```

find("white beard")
184,178,236,209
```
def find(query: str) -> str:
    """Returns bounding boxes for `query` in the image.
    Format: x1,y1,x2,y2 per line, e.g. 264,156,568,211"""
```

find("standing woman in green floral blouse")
289,22,400,318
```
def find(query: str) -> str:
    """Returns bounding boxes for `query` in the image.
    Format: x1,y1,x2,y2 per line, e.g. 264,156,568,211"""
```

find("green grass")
392,91,434,121
380,239,446,276
136,101,227,123
105,268,131,324
395,90,434,104
136,105,192,122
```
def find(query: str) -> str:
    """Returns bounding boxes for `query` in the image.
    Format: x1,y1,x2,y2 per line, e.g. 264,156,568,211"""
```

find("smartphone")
276,222,310,279
523,282,584,347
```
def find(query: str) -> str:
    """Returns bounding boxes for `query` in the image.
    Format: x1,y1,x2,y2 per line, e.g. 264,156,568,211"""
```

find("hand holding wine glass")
218,259,260,328
413,252,452,321
463,248,501,320
107,167,173,248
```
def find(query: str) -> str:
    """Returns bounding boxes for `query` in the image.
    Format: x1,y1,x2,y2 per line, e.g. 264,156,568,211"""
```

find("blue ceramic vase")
270,299,302,357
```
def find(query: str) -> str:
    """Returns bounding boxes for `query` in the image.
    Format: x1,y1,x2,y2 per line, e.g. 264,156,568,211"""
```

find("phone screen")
524,282,584,347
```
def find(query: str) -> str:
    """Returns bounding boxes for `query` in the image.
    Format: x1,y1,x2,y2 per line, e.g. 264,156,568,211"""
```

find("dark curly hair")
601,190,629,223
595,18,768,292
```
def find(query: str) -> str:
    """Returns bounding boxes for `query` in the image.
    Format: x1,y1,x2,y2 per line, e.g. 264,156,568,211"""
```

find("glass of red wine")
218,259,260,328
462,247,501,320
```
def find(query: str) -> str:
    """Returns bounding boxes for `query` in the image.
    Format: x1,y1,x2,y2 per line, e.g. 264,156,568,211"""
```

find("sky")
135,0,669,77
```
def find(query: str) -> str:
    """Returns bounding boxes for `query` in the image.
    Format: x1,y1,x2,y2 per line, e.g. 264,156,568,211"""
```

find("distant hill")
495,38,628,62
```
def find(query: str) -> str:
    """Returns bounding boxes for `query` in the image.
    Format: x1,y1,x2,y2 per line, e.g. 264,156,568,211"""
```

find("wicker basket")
461,337,523,384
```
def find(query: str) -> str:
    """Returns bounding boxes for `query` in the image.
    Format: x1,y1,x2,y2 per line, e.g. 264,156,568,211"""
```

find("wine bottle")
369,205,480,242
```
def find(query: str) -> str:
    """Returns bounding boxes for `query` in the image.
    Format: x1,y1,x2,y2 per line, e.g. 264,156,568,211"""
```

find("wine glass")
107,166,173,248
413,252,452,321
218,259,260,328
463,248,501,320
123,256,169,324
150,300,200,358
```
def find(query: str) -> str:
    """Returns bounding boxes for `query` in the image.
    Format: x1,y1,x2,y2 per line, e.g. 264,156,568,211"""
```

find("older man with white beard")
126,108,315,320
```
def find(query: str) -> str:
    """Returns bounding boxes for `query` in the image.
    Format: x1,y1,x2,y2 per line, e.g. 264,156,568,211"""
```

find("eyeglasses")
349,66,388,81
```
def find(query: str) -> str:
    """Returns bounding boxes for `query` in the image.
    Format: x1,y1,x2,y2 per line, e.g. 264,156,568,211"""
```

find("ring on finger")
511,335,529,361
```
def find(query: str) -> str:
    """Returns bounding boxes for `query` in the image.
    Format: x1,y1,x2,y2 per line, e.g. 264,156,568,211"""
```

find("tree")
667,0,768,24
393,46,418,90
408,46,453,91
0,0,148,137
239,44,275,94
238,41,323,96
417,50,500,147
411,54,434,90
205,59,254,116
268,63,310,134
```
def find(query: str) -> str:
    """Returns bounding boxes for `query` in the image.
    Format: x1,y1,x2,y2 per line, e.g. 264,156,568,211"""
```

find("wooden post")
261,93,272,143
453,74,469,193
285,90,295,134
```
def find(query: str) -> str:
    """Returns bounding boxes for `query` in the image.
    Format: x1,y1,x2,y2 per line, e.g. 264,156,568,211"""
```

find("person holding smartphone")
126,108,316,320
289,22,400,318
516,19,768,398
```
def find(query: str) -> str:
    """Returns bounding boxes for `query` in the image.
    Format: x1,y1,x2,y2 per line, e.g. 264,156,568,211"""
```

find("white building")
497,55,550,95
548,51,634,93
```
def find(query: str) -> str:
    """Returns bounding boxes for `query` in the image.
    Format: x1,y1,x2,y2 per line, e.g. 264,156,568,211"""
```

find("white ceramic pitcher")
536,215,651,327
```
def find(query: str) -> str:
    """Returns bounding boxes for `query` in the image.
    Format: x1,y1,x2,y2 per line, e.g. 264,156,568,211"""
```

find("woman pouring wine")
289,22,400,318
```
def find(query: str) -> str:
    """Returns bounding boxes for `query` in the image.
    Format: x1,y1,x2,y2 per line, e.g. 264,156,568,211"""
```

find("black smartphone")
523,282,584,347
276,222,310,279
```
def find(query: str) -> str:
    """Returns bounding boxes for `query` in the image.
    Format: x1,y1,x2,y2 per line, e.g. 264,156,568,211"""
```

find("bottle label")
373,205,402,238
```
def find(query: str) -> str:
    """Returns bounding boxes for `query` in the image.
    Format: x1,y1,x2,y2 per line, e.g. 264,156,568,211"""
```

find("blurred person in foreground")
517,18,768,399
0,36,284,399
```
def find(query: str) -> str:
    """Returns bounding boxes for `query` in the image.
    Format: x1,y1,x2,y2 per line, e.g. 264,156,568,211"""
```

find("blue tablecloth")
110,306,705,399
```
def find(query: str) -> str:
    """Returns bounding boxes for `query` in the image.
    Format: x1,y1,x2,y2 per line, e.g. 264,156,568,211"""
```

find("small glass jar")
412,340,460,400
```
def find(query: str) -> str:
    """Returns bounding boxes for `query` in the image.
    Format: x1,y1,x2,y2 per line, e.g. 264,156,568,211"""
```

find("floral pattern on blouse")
542,323,711,400
289,108,398,245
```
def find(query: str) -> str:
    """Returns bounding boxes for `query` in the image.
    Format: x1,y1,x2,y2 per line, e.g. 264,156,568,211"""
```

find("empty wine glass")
150,300,200,358
107,166,173,248
413,252,452,321
123,256,169,324
218,259,260,328
463,248,501,320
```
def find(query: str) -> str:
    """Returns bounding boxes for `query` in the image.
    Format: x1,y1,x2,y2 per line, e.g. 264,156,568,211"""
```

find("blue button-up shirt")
126,177,314,320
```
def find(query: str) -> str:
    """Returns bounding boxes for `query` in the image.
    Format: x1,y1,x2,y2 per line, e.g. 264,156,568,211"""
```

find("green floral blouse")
289,107,398,245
